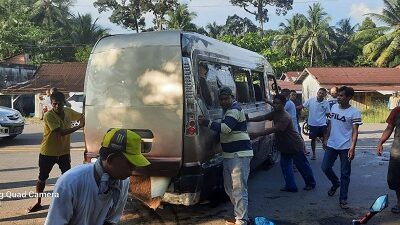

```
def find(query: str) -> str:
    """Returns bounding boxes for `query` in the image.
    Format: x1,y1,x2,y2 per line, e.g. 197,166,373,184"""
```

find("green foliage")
166,3,197,31
74,45,93,63
219,32,272,52
362,103,389,123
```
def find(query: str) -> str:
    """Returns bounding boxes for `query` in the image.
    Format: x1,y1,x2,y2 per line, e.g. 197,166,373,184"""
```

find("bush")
361,103,389,123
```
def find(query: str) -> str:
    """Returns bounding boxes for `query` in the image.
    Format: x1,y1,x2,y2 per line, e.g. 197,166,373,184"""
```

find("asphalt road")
0,120,399,225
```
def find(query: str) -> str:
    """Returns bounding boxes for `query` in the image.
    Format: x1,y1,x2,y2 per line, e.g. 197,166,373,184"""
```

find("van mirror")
369,194,388,213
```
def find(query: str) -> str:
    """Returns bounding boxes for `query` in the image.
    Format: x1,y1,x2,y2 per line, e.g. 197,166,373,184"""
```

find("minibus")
83,31,279,207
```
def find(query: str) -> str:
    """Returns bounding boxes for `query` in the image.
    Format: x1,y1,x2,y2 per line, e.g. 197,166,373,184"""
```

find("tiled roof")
295,67,400,85
277,80,302,92
1,62,87,94
1,54,29,65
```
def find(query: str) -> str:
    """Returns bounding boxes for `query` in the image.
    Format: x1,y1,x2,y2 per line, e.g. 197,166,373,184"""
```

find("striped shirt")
208,101,253,158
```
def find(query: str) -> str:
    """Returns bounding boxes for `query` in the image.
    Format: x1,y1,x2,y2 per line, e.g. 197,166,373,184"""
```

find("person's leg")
223,158,234,205
311,139,316,159
229,156,251,225
337,149,351,204
280,153,298,192
321,147,340,193
57,154,71,174
27,154,56,213
309,126,317,160
293,151,316,189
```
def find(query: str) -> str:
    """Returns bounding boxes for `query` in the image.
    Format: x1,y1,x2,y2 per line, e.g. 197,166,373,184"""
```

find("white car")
0,106,25,139
66,93,84,127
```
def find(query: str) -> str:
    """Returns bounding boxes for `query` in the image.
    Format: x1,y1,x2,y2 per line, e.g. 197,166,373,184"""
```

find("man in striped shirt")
199,86,253,225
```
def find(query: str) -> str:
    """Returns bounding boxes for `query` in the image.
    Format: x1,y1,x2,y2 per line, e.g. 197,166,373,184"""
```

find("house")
1,62,87,117
294,67,400,111
0,54,37,107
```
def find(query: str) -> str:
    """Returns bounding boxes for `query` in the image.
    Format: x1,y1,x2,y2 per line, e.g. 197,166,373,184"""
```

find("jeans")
223,155,251,225
321,147,351,201
280,151,316,191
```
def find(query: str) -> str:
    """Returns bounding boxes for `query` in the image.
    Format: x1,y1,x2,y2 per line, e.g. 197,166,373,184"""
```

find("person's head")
280,88,291,99
218,86,234,110
316,88,327,101
50,91,65,113
198,63,208,77
272,94,287,111
330,87,338,98
50,87,58,94
100,128,150,180
337,86,354,106
289,90,297,101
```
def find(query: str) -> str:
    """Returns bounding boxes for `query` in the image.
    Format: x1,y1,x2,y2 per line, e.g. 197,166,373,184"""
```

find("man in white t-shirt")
281,89,299,133
45,128,150,225
328,86,338,110
298,88,330,160
321,86,362,210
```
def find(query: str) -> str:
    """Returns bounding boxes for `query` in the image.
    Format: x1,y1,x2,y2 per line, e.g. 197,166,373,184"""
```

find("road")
0,120,399,225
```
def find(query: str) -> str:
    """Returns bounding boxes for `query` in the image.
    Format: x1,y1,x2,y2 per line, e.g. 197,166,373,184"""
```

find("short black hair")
280,88,291,97
318,87,327,93
99,147,124,160
274,94,287,105
50,91,65,102
338,86,355,98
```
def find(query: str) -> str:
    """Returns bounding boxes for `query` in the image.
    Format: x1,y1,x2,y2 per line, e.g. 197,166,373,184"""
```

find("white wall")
302,74,321,102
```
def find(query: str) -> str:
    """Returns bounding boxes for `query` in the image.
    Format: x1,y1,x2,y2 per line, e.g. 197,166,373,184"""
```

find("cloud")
350,3,381,21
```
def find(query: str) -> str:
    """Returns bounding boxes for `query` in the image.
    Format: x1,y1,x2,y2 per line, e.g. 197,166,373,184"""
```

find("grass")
361,104,389,123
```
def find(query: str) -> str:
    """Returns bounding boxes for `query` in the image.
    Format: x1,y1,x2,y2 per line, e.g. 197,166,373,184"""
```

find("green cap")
101,128,150,167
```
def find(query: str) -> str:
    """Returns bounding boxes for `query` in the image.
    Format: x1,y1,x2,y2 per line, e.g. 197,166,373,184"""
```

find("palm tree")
166,3,197,31
361,0,400,67
274,13,307,56
31,0,74,29
335,18,358,44
70,13,109,45
298,3,337,66
206,22,223,38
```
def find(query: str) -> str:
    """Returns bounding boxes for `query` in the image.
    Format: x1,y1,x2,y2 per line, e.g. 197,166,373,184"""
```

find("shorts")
38,154,71,181
388,152,400,190
309,125,327,139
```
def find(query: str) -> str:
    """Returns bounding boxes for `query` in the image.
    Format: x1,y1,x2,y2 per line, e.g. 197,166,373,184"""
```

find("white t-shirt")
327,104,362,150
303,97,330,126
45,164,130,225
285,100,299,133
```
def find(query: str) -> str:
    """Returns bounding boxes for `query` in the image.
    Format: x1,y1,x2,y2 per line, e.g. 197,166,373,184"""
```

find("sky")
71,0,385,34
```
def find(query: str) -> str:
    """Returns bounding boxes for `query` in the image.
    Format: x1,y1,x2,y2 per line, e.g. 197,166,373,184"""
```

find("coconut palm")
297,3,337,66
166,3,197,31
70,13,109,45
274,13,307,56
361,0,400,67
31,0,74,29
335,18,358,44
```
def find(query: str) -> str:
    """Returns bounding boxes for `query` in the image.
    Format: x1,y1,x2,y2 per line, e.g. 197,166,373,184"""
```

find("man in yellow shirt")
27,91,85,213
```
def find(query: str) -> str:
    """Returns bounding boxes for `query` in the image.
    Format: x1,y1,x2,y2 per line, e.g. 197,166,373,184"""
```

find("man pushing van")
199,86,253,225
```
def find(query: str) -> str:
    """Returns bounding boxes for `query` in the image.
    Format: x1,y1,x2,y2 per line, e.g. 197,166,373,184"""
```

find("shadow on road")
359,130,385,134
0,207,49,222
0,178,57,190
0,166,37,173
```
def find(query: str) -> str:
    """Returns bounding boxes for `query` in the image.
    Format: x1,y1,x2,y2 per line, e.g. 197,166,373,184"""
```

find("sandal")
26,203,43,213
391,205,400,214
304,185,315,191
328,186,339,197
339,200,349,209
304,151,311,156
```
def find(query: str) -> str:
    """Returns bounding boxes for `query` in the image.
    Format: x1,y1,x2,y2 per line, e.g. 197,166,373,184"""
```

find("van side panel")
85,37,183,177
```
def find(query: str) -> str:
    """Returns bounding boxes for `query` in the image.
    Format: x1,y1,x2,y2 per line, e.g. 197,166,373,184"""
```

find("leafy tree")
31,0,74,29
222,14,258,36
359,17,376,31
335,18,358,46
219,32,272,53
166,3,197,31
230,0,294,34
144,0,178,30
297,3,337,66
74,45,92,62
70,13,109,45
94,0,146,32
362,0,400,67
206,22,224,38
196,27,208,36
274,13,307,56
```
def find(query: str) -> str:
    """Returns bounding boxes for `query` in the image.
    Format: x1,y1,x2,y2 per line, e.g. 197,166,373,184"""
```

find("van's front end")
84,31,185,208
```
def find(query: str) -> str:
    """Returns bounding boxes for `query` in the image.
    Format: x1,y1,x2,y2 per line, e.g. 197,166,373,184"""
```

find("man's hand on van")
78,115,85,128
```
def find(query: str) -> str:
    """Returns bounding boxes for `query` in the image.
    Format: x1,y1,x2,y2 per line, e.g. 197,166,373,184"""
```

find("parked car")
0,106,25,139
66,92,84,127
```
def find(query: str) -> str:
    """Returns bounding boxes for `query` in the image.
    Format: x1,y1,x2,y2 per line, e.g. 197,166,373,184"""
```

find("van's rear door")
84,32,183,177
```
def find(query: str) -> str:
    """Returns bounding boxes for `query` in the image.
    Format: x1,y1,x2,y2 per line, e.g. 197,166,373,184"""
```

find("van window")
233,68,252,103
251,71,265,102
197,62,220,109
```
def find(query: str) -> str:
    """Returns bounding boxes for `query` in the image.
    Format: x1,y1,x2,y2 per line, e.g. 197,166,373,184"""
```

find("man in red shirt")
377,106,400,214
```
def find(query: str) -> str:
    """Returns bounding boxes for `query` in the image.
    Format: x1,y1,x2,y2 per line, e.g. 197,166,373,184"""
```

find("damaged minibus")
83,31,279,208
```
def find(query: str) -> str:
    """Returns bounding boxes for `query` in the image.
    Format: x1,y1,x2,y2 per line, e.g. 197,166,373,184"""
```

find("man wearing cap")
199,86,253,225
45,128,150,225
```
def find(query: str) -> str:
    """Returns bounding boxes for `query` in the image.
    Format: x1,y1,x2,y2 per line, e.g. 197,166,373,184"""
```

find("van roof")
93,31,274,74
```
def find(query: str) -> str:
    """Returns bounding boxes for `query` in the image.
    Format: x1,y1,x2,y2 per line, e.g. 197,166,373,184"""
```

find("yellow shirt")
40,107,82,156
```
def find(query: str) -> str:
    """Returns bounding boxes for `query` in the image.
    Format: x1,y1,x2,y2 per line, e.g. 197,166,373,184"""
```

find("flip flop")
26,203,43,213
303,185,315,191
304,151,311,156
328,186,339,197
391,205,400,214
339,201,349,209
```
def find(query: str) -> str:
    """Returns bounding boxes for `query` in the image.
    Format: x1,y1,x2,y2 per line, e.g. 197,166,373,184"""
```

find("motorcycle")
352,194,388,224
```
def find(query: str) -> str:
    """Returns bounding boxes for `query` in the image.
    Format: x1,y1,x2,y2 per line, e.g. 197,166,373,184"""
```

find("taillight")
183,57,198,136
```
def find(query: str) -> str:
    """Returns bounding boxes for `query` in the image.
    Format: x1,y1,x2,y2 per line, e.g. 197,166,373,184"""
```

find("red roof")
277,80,302,92
295,67,400,85
2,62,87,94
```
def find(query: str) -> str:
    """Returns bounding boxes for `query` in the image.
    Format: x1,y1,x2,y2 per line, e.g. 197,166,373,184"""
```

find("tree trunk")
258,0,264,36
310,47,314,67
